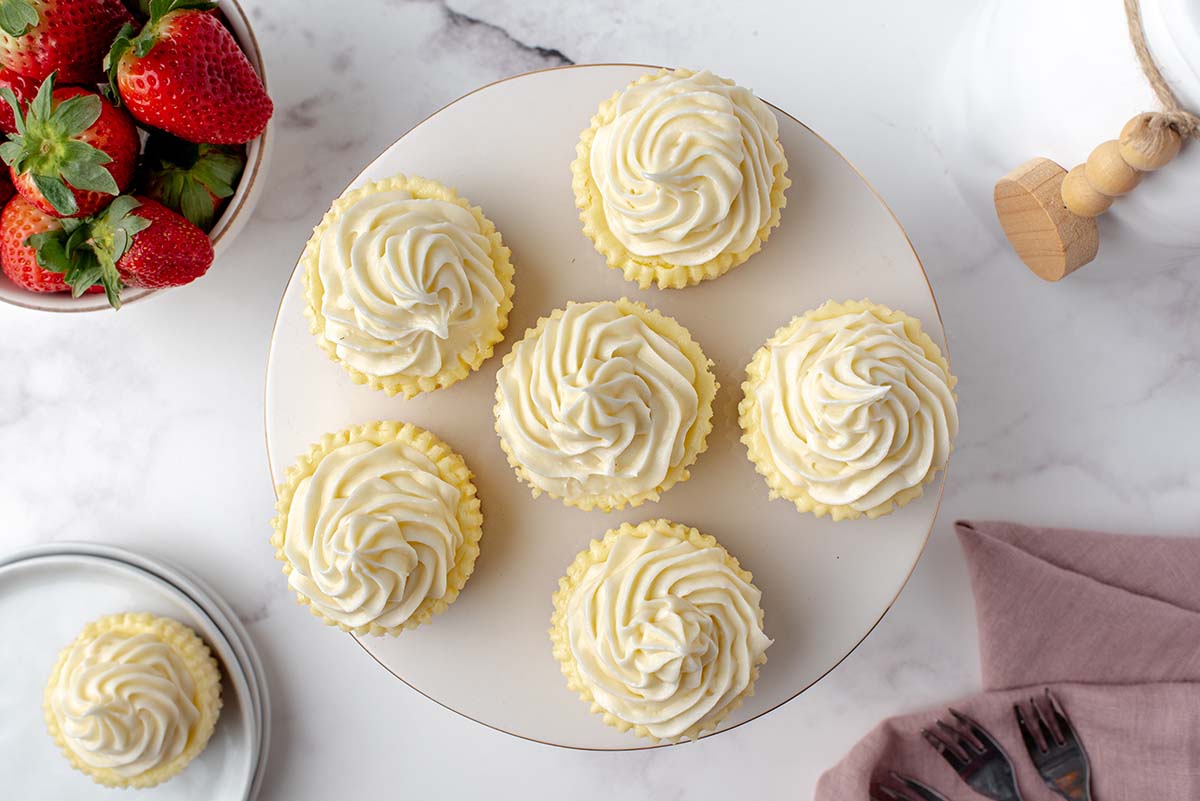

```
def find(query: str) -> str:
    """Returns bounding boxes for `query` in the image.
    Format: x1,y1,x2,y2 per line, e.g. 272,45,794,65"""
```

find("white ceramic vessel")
0,542,269,800
942,0,1199,258
265,64,950,750
0,0,273,313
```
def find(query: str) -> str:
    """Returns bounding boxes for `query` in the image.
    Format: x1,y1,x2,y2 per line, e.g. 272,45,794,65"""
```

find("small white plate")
265,63,947,749
0,548,261,799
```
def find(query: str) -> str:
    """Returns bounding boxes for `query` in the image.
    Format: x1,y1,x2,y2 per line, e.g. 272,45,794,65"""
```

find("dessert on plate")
44,612,222,789
302,174,515,397
572,68,789,289
494,298,716,511
551,519,772,742
271,420,484,635
739,299,958,520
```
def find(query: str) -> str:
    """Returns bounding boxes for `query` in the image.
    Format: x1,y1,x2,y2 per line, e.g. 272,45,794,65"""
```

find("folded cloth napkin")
816,520,1200,800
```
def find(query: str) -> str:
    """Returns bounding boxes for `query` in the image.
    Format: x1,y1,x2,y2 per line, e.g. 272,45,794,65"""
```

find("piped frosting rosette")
494,298,717,511
739,300,958,520
271,420,483,635
572,68,789,289
551,519,771,742
43,612,222,789
302,174,515,397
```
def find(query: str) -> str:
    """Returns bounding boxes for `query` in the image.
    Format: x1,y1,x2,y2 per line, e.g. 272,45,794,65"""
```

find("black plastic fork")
870,771,952,801
923,708,1025,801
1015,690,1093,801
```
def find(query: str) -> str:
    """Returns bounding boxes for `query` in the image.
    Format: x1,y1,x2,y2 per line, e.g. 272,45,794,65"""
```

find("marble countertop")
3,1,1197,798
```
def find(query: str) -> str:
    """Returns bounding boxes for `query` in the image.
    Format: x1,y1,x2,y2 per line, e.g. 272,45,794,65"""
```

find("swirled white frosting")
754,310,958,511
316,189,505,378
50,630,199,778
566,527,771,739
283,439,465,629
589,70,784,267
495,302,699,503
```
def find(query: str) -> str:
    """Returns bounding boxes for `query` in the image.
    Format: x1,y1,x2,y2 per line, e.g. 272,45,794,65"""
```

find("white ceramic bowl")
0,0,273,313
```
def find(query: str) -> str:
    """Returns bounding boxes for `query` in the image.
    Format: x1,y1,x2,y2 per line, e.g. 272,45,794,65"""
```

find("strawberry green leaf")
190,150,242,198
0,0,38,38
89,195,150,266
127,0,215,59
62,219,88,255
51,94,102,137
7,75,124,210
0,139,24,168
63,250,97,289
32,174,75,215
180,180,212,226
30,202,129,308
27,230,71,274
95,254,123,309
104,194,142,220
141,136,244,229
60,157,118,195
60,139,113,167
103,24,135,103
148,0,214,24
28,71,52,121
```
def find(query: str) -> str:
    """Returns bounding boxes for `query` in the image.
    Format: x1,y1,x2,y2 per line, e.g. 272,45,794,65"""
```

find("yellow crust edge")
301,174,516,397
549,519,767,744
493,298,717,512
270,420,484,636
737,299,958,521
43,612,223,789
571,68,791,290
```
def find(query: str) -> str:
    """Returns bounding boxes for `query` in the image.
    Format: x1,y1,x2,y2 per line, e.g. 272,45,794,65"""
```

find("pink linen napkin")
815,520,1200,800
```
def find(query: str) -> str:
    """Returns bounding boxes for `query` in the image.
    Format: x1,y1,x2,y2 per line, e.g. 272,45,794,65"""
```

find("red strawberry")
0,193,100,293
4,195,213,307
107,0,272,144
139,133,244,230
0,0,134,83
108,196,214,289
0,65,36,133
0,75,140,218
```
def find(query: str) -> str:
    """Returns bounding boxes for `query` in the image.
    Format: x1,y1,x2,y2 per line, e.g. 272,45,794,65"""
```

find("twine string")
1125,0,1200,138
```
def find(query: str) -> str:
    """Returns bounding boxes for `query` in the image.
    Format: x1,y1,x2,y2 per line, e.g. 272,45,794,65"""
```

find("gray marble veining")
1,1,1197,798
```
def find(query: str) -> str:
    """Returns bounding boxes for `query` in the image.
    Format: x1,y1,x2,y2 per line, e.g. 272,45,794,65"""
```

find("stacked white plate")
0,542,269,800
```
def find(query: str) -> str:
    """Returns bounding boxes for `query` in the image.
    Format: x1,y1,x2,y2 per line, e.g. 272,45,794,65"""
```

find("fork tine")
1031,694,1064,747
947,707,998,752
935,719,980,756
939,713,984,752
1044,689,1076,746
922,728,968,771
891,772,950,801
870,782,904,801
1014,702,1046,755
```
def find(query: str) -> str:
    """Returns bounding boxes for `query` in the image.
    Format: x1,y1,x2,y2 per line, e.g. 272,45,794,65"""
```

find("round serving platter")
265,63,947,750
0,543,268,799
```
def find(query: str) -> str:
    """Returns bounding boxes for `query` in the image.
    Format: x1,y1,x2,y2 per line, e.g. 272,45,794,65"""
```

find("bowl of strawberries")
0,0,272,312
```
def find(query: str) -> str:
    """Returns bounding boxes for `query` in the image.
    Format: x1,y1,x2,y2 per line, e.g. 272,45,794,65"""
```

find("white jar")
941,0,1199,256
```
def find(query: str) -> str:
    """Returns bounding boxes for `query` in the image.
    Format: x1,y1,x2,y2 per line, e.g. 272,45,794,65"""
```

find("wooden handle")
995,158,1098,281
995,114,1184,281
